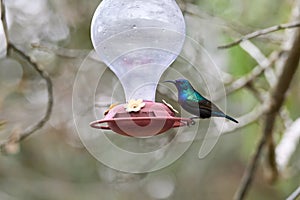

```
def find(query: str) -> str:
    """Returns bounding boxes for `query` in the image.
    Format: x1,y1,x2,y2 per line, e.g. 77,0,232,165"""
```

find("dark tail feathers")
225,115,239,123
212,111,239,123
211,111,239,123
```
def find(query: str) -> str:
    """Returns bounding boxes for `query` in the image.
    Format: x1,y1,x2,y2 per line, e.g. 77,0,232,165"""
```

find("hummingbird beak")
163,80,176,84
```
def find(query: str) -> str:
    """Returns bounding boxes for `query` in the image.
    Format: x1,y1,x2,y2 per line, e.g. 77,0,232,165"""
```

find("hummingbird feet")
187,117,199,126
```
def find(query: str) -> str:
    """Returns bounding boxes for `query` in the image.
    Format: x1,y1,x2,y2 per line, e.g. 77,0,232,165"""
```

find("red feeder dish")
90,101,193,137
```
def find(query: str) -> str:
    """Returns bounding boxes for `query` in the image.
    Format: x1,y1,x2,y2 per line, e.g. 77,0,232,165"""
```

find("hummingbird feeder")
89,0,192,137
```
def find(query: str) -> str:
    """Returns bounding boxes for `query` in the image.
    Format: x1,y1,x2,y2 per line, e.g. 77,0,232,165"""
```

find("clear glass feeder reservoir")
90,0,192,137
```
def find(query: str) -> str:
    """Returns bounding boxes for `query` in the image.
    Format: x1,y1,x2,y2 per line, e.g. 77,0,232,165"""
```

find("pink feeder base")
90,101,193,137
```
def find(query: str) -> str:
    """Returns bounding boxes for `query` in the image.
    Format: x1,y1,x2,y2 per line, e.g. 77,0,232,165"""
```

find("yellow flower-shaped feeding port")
104,103,119,116
124,99,146,112
162,99,179,114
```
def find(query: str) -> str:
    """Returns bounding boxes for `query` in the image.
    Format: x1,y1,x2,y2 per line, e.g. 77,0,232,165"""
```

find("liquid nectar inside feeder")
89,0,192,137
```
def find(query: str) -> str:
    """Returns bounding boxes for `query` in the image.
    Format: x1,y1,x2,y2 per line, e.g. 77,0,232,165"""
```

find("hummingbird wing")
184,99,225,118
182,99,211,118
183,97,238,123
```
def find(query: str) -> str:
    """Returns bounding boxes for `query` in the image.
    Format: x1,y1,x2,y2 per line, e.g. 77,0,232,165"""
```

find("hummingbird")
164,79,238,123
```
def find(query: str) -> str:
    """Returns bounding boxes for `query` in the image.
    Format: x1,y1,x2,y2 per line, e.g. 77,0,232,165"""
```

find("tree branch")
213,42,280,102
233,131,267,200
239,40,278,87
235,39,294,182
0,0,8,41
225,51,279,96
221,105,263,135
219,21,300,49
234,26,300,200
276,118,300,172
286,186,300,200
0,44,54,153
31,42,91,59
0,0,53,153
31,42,103,62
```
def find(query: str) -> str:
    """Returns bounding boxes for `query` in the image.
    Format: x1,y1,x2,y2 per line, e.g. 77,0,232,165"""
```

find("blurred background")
0,0,300,199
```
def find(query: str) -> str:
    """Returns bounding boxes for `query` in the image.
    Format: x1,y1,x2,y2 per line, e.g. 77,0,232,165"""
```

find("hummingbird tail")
211,111,239,123
225,115,239,123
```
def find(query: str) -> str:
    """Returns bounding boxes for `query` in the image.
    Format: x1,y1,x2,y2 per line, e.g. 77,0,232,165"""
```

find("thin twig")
31,42,103,62
225,51,278,96
0,0,53,152
219,21,300,49
239,40,278,87
233,132,267,200
245,83,265,102
31,42,91,59
221,105,263,135
213,46,280,102
286,186,300,200
0,44,54,152
14,45,53,139
246,84,292,131
182,2,254,38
